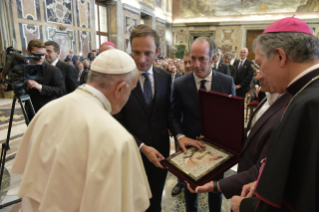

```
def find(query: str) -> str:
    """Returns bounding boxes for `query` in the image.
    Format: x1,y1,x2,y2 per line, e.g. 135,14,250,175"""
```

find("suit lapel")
242,93,290,152
132,81,150,117
152,67,163,115
187,74,199,101
211,71,221,92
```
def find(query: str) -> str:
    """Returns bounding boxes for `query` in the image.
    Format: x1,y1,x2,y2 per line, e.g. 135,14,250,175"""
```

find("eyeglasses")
251,62,260,72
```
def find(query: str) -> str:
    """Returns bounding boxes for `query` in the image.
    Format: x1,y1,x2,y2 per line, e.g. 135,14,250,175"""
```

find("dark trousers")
144,160,168,212
184,174,223,212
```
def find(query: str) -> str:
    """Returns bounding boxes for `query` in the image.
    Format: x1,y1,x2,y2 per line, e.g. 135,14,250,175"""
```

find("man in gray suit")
187,71,291,199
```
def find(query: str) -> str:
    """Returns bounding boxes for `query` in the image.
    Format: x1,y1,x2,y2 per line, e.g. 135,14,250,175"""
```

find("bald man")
233,48,254,98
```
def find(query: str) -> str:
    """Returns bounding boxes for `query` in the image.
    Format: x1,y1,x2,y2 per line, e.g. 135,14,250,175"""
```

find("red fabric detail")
248,101,259,106
254,200,261,212
282,200,294,212
255,192,281,208
198,90,244,154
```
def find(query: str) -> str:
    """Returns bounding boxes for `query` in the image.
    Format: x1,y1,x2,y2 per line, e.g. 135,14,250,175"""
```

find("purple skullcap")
263,16,313,35
101,41,116,48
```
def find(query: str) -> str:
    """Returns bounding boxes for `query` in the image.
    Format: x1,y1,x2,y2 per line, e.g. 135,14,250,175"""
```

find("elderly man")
171,37,235,212
99,41,116,53
64,49,78,66
213,48,229,76
231,17,319,212
187,70,291,200
11,49,151,212
222,52,237,81
233,48,254,97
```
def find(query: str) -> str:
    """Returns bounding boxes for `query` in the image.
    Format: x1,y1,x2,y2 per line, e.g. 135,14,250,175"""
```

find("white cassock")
11,84,151,212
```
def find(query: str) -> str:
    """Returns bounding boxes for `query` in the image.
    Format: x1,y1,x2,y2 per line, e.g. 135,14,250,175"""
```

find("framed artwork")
166,140,233,182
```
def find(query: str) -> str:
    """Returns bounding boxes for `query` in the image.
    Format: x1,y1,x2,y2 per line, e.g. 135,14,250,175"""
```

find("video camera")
0,46,44,95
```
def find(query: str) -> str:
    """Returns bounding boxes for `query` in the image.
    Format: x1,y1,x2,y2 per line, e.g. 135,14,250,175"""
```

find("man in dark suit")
64,49,78,67
44,41,78,94
233,48,254,97
77,62,88,85
222,52,236,81
187,71,291,200
171,37,236,212
114,25,185,212
25,39,65,120
212,49,229,76
230,51,238,65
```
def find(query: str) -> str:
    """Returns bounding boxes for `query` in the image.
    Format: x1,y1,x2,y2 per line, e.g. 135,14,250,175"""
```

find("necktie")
226,65,231,76
200,80,207,90
238,61,243,74
142,73,153,106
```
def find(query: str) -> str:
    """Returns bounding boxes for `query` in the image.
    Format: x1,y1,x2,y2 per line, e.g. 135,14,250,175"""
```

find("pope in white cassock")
11,49,151,212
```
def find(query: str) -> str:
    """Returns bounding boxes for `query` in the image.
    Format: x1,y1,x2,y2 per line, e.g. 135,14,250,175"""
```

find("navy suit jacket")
218,93,291,199
234,59,254,97
114,67,173,165
170,71,236,139
65,54,78,66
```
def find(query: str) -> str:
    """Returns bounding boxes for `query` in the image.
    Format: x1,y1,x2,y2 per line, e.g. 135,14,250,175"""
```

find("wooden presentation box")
161,90,244,189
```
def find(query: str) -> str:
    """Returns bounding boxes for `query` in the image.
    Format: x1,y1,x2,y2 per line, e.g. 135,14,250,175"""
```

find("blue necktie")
227,65,231,76
142,73,153,106
237,61,243,74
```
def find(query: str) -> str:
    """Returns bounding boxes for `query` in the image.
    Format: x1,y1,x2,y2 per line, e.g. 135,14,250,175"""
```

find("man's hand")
178,136,206,154
241,181,256,197
231,196,245,212
27,80,41,91
187,181,214,193
235,85,241,90
140,145,164,168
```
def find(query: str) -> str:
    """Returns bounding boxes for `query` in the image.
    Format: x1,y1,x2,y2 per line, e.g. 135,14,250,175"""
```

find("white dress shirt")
237,59,246,68
139,66,155,98
193,70,213,91
248,92,283,136
51,58,59,66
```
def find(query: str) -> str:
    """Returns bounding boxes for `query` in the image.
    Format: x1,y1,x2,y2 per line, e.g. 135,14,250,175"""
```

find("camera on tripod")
0,46,44,95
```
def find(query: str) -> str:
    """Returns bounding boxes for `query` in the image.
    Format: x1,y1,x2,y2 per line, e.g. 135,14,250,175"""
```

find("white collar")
193,70,212,84
78,84,112,113
139,65,153,75
265,92,283,106
288,64,319,87
51,58,59,66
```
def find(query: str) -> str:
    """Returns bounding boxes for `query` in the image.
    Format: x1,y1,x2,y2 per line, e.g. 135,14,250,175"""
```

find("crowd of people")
7,16,319,212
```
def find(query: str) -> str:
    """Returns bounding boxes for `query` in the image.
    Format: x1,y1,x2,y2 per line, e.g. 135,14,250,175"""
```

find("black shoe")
171,183,184,196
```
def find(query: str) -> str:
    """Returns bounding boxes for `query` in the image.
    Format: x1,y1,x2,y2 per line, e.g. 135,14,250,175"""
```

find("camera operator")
44,41,78,94
25,39,65,119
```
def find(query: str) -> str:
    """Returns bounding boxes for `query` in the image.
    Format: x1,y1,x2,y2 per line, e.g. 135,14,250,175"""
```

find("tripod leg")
18,96,30,126
0,96,16,191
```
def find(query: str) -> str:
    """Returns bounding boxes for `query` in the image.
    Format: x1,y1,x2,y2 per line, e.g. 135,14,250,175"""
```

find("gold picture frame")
166,140,233,182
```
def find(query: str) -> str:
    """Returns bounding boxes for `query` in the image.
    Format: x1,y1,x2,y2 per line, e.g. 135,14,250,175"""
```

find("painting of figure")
167,141,233,181
180,0,319,18
125,16,137,35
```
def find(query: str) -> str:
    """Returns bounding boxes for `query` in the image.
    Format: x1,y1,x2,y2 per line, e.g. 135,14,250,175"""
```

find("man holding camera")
25,39,65,119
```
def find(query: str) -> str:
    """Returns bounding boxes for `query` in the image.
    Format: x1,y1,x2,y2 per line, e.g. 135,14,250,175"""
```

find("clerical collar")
78,84,112,113
265,92,283,106
287,64,319,96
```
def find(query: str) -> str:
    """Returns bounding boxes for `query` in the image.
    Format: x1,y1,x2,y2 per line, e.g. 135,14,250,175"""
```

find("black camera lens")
25,66,39,79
